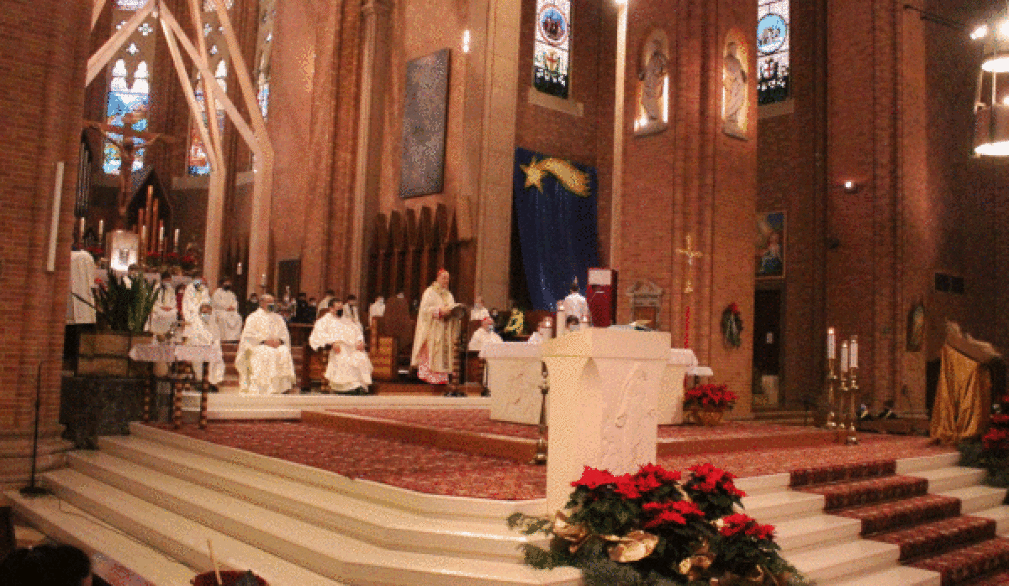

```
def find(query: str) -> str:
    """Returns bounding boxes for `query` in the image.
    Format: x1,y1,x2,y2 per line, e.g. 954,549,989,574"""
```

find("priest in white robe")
187,302,225,385
235,295,297,395
67,249,97,326
309,300,373,393
411,269,462,385
468,316,502,352
182,275,213,336
212,279,243,342
147,272,179,336
563,282,590,323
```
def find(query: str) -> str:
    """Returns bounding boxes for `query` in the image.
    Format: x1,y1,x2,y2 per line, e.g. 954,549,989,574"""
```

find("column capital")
362,0,392,17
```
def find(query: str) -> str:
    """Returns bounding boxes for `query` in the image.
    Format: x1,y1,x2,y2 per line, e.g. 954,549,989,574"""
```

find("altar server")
187,302,225,385
182,275,213,334
212,279,243,341
235,294,296,395
147,272,179,336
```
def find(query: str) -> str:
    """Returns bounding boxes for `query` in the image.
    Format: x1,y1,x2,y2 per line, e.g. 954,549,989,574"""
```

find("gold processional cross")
676,234,703,348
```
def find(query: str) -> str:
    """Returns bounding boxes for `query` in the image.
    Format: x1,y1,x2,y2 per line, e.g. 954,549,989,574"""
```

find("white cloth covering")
186,314,225,385
309,313,373,392
563,292,590,322
147,283,178,335
235,308,296,395
67,250,97,325
212,287,243,341
468,327,502,352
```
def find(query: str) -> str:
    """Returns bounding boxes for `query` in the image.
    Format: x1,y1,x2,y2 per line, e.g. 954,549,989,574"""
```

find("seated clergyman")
235,294,297,395
468,316,502,353
309,299,373,394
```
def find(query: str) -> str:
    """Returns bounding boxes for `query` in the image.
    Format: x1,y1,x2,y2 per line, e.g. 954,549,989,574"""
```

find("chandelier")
973,15,1009,156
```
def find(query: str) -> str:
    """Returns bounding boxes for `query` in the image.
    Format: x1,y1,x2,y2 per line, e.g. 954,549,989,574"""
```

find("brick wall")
0,1,90,483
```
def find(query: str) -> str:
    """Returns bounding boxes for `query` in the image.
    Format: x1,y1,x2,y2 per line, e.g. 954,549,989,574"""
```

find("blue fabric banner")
512,147,599,310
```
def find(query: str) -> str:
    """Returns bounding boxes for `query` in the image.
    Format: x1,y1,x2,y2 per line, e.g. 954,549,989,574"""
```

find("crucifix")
84,112,174,227
676,234,703,348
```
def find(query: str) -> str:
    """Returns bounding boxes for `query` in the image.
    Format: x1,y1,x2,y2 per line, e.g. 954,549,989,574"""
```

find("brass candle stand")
835,369,850,443
824,357,838,430
530,362,549,465
846,367,859,445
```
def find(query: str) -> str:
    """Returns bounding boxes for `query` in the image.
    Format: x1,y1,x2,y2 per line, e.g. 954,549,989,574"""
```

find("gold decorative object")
676,234,703,294
846,365,859,445
691,409,725,427
531,362,549,465
824,356,838,430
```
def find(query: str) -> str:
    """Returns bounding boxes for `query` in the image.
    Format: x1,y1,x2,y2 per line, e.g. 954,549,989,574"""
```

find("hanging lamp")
974,13,1009,156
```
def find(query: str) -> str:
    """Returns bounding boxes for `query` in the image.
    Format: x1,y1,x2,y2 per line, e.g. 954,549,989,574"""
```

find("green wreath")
720,303,743,349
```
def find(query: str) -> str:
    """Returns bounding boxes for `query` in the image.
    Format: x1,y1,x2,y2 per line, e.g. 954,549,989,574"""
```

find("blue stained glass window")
103,59,150,175
757,0,790,105
187,62,228,176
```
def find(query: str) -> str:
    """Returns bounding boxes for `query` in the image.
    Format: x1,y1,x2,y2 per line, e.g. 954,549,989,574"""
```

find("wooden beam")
86,0,155,86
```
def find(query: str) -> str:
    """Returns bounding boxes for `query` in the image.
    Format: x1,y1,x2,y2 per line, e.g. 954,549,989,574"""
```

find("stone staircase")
8,425,1006,586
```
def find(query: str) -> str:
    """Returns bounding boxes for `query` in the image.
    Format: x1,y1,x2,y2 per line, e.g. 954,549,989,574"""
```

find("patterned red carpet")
153,415,955,501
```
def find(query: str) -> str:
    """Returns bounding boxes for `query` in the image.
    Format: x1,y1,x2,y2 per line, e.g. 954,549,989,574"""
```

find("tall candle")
260,273,267,287
140,225,147,254
827,327,836,360
79,217,85,238
98,220,104,247
850,336,858,369
236,262,243,275
174,228,180,252
137,209,144,235
158,224,164,247
840,341,849,373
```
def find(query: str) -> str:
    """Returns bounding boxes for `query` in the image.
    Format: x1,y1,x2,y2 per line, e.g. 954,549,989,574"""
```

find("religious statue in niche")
634,29,669,136
721,32,750,139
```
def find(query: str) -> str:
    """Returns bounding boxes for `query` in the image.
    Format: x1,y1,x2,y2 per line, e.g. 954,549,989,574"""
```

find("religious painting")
907,302,925,352
755,211,785,278
721,30,750,139
533,0,571,99
634,29,669,137
758,0,791,105
400,48,450,198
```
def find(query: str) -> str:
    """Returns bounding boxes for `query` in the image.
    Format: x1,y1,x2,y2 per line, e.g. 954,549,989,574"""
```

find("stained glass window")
104,0,156,176
757,0,790,105
255,0,276,120
187,62,229,176
533,0,570,99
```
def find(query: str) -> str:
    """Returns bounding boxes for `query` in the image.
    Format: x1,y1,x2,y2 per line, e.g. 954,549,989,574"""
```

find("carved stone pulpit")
482,342,544,424
542,328,670,513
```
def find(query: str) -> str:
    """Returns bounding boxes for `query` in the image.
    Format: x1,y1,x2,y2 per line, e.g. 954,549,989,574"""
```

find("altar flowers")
508,463,807,585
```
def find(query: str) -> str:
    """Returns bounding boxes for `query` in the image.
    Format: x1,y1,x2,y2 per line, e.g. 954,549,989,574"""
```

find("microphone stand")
20,361,51,497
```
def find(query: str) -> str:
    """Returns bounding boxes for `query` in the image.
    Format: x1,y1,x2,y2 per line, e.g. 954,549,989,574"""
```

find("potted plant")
78,273,159,377
508,463,806,585
684,383,737,426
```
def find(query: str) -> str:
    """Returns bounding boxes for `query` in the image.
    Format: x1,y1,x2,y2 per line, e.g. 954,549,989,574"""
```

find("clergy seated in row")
468,317,502,352
212,279,243,342
309,299,373,394
188,302,225,387
411,269,461,384
147,272,179,337
235,294,297,395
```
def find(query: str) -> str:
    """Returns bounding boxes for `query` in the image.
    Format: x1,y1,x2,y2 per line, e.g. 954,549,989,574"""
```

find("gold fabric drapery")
930,344,991,444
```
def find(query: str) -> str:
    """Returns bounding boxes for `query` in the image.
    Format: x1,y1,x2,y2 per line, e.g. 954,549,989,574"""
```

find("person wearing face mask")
212,279,242,341
235,294,297,395
182,274,213,338
526,317,553,344
241,292,259,320
186,302,225,386
147,271,178,337
309,299,373,394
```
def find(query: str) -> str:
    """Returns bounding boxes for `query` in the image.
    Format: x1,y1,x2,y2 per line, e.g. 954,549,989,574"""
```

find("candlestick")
79,217,85,240
98,220,104,248
158,225,164,248
140,225,147,260
236,262,242,275
260,273,267,287
839,341,849,373
849,336,858,369
174,228,180,252
137,209,144,235
827,327,836,360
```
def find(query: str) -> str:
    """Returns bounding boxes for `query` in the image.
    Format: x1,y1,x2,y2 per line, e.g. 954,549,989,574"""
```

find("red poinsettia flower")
642,500,705,528
688,463,746,498
572,466,617,489
719,513,775,541
614,474,642,499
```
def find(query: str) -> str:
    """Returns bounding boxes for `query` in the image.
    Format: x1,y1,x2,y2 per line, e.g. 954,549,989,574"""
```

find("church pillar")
607,1,628,270
472,0,521,310
0,1,90,489
348,0,394,298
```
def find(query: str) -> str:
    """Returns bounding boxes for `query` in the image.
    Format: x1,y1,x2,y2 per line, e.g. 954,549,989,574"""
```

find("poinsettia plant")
508,463,804,585
959,412,1009,489
685,383,737,411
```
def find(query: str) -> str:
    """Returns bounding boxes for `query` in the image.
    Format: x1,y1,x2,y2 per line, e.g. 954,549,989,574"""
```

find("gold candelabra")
846,366,859,445
825,357,838,430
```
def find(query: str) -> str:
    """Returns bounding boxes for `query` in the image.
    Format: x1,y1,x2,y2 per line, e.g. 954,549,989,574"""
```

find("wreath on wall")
721,303,744,349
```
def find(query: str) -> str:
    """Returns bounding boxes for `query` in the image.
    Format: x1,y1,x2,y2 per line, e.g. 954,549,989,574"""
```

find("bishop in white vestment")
212,280,243,341
309,301,373,393
411,270,461,384
235,295,297,395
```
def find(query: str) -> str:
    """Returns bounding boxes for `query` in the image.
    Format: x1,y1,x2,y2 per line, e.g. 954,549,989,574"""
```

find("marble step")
786,538,900,583
98,435,531,562
742,488,825,523
939,485,1008,516
771,512,862,552
906,465,987,493
53,452,580,586
827,565,941,586
6,489,198,586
